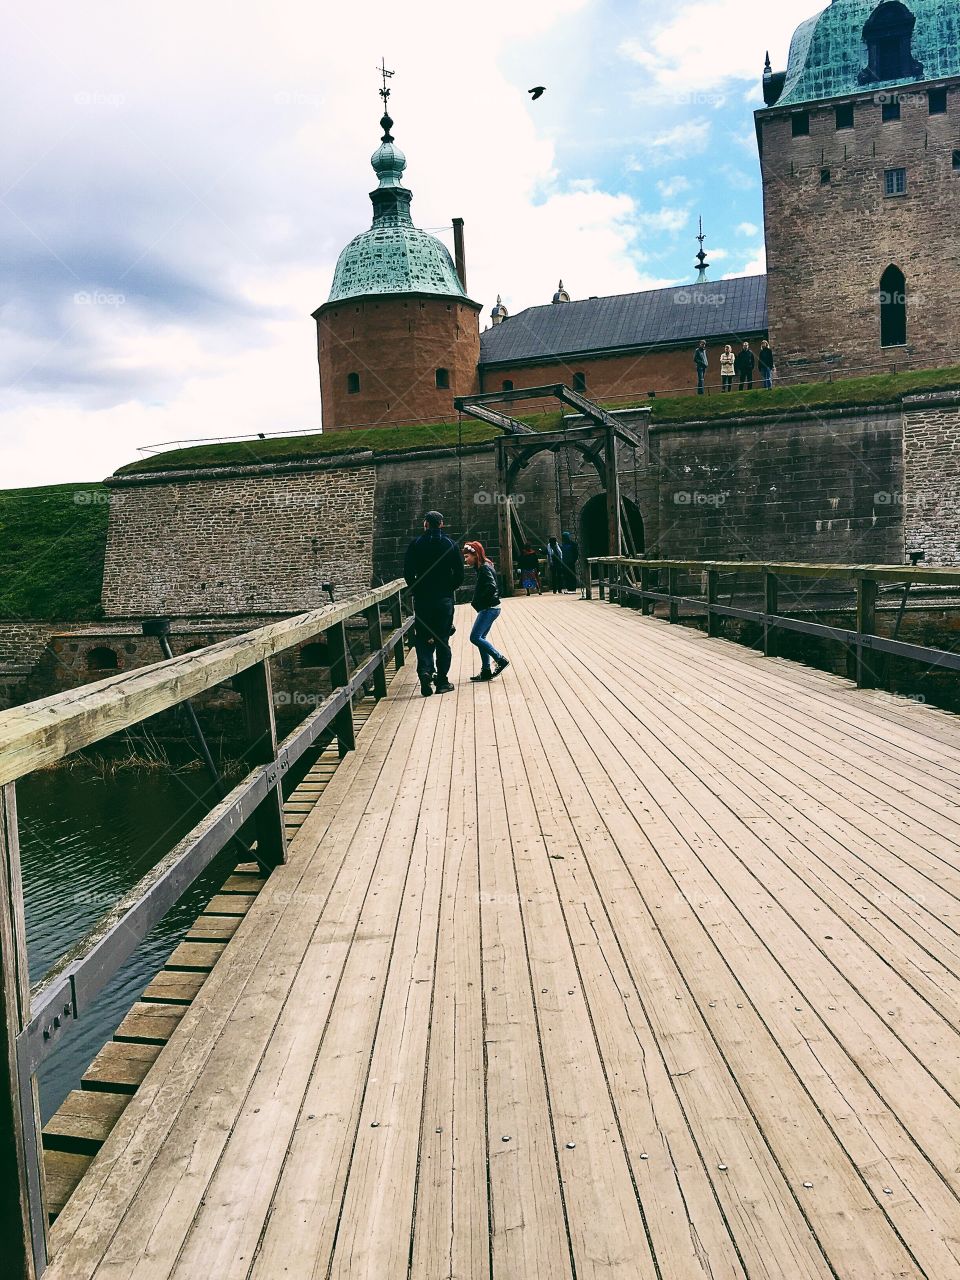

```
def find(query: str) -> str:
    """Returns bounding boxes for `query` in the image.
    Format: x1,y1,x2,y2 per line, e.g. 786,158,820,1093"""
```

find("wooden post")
390,592,405,670
365,604,388,701
707,570,721,637
1,783,46,1280
856,577,879,689
668,568,681,625
236,661,287,870
327,621,356,757
640,566,652,616
585,561,593,601
495,442,514,598
605,428,622,561
598,564,606,601
764,571,779,658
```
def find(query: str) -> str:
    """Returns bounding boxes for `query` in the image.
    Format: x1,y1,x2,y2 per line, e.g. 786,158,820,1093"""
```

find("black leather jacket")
404,530,464,602
471,562,501,612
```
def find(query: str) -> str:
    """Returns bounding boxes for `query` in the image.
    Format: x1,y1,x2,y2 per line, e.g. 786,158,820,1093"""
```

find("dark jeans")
470,607,505,670
696,367,706,395
761,368,773,389
413,596,454,679
722,376,733,392
738,373,753,391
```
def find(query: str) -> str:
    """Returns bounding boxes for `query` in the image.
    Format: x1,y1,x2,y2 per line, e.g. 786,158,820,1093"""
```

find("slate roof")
478,275,767,366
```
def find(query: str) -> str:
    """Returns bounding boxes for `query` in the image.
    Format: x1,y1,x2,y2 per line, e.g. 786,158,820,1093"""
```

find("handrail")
586,556,960,689
0,580,413,1278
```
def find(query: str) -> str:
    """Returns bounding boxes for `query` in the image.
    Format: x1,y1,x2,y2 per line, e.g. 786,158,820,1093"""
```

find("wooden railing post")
585,561,593,601
764,571,779,658
236,660,287,870
327,621,356,758
857,577,879,689
390,591,406,669
365,604,388,701
668,568,681,624
1,782,46,1280
707,570,721,637
618,562,630,608
598,564,606,601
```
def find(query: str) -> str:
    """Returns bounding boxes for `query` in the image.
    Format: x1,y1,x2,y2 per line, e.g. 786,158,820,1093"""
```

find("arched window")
502,379,514,391
87,646,118,672
860,2,923,84
299,642,329,668
573,371,587,392
346,372,360,394
880,265,907,347
435,368,450,389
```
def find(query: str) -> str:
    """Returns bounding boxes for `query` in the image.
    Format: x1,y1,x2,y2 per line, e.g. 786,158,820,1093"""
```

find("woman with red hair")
463,541,510,682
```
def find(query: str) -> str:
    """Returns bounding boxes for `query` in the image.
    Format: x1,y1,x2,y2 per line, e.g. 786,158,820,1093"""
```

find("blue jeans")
470,608,505,670
762,368,773,389
696,367,706,395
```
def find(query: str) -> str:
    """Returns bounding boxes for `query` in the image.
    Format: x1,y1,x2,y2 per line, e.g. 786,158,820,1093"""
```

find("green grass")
0,482,109,620
637,364,960,424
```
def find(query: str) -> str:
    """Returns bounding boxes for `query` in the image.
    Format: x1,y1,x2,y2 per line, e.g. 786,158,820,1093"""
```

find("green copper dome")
777,0,960,107
326,111,470,305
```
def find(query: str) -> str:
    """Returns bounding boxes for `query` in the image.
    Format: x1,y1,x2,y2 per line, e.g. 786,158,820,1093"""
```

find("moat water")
19,767,240,1122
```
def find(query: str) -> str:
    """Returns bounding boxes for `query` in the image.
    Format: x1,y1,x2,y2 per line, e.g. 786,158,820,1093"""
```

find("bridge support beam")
327,622,356,758
1,783,46,1280
237,661,288,870
495,441,514,597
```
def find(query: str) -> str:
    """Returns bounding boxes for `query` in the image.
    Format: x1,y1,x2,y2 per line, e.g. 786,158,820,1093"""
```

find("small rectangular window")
884,167,907,196
791,111,810,137
573,372,587,392
929,88,948,115
953,150,960,171
835,103,854,130
881,100,901,123
435,367,450,389
820,168,831,185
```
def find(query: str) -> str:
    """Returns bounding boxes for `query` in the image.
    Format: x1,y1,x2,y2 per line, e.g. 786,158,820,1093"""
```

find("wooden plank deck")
45,596,960,1279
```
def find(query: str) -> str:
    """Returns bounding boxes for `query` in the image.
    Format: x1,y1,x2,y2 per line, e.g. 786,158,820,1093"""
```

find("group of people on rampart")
694,338,775,395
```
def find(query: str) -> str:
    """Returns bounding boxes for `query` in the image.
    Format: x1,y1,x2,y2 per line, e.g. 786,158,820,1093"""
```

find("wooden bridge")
4,570,960,1279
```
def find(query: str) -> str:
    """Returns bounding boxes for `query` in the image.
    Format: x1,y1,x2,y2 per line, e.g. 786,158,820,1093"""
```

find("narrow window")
791,111,810,137
954,150,960,171
881,99,901,123
880,265,907,348
884,167,907,196
835,103,855,130
573,371,587,392
820,168,831,185
435,367,449,389
87,646,118,672
929,88,948,115
346,371,360,394
502,379,514,391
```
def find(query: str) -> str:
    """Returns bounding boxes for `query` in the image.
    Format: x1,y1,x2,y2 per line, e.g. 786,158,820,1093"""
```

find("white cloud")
657,176,691,199
723,246,767,278
737,221,760,237
641,119,712,159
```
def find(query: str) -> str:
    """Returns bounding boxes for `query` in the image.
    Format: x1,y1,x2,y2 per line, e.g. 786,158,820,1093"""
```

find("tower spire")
377,57,395,141
695,216,709,284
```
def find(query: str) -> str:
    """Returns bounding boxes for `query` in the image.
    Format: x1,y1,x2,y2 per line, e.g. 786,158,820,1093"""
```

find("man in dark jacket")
403,510,464,697
694,340,709,395
735,341,756,391
560,531,579,592
759,339,775,389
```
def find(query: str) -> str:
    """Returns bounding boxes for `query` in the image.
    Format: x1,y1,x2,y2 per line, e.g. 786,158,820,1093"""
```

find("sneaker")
490,658,510,679
470,670,493,682
420,676,434,697
434,678,454,693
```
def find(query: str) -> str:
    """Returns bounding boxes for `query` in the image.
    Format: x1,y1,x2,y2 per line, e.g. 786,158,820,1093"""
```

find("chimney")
452,217,467,293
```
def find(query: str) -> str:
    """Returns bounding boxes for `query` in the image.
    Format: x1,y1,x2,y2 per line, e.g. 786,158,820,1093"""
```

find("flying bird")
528,86,546,101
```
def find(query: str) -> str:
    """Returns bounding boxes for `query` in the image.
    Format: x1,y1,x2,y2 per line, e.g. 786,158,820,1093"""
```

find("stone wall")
759,81,960,373
101,458,376,618
0,620,60,666
902,390,960,564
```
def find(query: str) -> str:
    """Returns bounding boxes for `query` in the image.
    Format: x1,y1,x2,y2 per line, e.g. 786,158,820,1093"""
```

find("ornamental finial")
377,58,395,141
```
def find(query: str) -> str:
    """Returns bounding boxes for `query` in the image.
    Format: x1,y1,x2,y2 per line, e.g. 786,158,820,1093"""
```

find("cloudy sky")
2,0,812,488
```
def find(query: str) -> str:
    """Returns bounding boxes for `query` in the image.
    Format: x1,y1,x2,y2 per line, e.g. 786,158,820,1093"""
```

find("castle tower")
757,1,960,375
313,82,481,431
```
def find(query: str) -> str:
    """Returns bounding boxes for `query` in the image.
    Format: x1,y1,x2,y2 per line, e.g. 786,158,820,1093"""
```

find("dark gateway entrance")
581,493,644,559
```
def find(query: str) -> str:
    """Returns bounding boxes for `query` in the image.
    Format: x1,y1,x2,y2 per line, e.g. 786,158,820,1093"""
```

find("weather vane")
378,58,395,109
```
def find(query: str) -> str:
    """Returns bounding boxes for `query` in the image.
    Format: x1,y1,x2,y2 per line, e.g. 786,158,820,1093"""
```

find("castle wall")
760,82,960,374
902,390,960,562
101,459,376,617
317,295,480,430
479,333,767,412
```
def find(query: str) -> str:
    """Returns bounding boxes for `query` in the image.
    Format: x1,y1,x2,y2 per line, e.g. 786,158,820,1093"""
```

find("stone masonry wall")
760,81,960,373
902,391,960,564
0,620,61,666
102,459,376,617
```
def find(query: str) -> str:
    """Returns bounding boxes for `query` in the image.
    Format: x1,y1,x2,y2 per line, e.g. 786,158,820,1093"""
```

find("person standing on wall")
561,530,579,593
694,339,709,396
403,510,464,698
735,341,756,391
463,541,509,682
720,344,735,392
759,339,775,389
547,536,565,594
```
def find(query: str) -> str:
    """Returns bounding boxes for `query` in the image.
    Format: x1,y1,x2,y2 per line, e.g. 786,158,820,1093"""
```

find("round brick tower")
313,101,481,431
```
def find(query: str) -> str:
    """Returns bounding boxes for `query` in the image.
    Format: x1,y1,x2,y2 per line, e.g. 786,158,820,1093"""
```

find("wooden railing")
0,582,413,1279
587,556,960,689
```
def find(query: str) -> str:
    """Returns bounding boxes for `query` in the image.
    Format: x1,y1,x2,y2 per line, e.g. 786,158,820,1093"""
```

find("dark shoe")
490,658,510,679
470,670,493,682
420,676,434,697
434,678,454,693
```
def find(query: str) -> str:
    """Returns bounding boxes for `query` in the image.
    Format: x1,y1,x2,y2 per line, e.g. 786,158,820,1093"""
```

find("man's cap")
424,510,444,528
